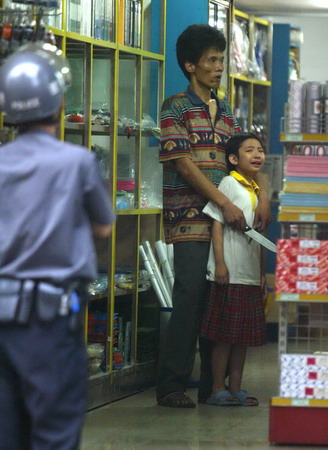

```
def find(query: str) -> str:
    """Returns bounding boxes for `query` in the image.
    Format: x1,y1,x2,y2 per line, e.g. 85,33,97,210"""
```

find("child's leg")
227,344,247,395
211,341,232,394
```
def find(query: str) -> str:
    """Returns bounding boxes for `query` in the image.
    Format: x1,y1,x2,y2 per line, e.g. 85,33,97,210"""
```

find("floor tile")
81,343,327,449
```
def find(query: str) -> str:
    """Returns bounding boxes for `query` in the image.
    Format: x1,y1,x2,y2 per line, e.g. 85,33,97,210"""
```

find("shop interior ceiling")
235,0,328,16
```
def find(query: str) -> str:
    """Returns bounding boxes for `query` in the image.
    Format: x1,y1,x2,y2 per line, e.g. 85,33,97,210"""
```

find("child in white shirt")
201,132,267,406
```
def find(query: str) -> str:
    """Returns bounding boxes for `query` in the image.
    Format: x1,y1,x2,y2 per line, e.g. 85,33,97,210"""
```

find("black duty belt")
0,278,80,325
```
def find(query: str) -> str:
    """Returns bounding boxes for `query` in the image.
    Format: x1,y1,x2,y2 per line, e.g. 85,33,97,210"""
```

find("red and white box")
275,239,328,294
280,354,328,399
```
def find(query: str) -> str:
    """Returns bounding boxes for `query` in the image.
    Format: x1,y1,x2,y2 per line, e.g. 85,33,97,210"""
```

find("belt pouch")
16,280,35,324
36,282,64,322
0,279,21,323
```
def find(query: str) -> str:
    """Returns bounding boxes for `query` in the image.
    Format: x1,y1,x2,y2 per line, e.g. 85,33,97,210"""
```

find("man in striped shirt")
157,24,271,408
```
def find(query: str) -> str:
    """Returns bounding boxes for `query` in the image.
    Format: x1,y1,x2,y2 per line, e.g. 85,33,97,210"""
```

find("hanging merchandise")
230,21,250,77
251,27,268,80
0,0,58,63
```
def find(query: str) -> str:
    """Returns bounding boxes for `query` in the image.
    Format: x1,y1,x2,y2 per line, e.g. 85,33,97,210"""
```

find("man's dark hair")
225,132,264,172
176,24,226,80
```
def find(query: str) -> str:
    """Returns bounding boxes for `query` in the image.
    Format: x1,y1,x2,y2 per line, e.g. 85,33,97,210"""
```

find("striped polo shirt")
159,87,241,244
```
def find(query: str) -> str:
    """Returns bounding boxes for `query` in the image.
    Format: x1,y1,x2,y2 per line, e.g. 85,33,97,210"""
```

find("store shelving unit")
0,0,166,408
269,133,328,445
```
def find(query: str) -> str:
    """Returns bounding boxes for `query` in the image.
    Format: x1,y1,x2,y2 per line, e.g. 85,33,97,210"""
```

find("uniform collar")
230,170,260,195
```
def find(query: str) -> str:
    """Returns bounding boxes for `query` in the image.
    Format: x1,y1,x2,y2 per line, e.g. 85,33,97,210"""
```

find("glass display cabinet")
0,0,166,408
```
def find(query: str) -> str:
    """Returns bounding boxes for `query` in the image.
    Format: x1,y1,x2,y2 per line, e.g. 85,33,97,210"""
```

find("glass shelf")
143,0,163,54
141,58,162,209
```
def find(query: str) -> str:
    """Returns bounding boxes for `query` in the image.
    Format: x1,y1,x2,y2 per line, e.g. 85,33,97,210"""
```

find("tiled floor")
81,343,326,449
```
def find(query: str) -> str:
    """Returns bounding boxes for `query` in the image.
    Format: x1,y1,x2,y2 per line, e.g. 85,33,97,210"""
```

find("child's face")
230,138,265,180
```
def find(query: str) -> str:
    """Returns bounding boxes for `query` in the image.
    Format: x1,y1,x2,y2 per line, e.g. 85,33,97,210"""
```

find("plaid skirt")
200,282,266,347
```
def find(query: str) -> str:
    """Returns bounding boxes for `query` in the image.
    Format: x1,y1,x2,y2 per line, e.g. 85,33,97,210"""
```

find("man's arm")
253,172,272,231
174,157,246,230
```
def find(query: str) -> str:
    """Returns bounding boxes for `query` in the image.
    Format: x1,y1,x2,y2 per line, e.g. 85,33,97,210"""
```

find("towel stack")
279,155,328,218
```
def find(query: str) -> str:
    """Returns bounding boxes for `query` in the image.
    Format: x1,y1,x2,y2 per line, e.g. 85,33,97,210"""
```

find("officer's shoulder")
57,140,94,161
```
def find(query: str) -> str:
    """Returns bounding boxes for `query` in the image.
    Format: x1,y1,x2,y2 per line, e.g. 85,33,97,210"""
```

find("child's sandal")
235,389,259,406
206,389,241,406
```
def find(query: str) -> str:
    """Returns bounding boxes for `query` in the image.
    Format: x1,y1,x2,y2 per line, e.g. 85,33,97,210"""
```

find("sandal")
157,392,196,408
206,389,241,406
235,389,259,406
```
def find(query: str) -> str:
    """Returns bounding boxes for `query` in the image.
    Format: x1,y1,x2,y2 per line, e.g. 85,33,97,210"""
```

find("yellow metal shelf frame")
276,293,328,302
272,397,328,408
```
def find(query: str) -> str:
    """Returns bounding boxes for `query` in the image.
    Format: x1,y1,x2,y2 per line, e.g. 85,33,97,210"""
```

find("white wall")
263,15,328,83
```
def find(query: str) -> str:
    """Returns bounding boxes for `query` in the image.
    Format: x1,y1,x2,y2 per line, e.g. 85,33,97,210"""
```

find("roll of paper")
143,241,172,308
155,240,174,294
139,245,168,308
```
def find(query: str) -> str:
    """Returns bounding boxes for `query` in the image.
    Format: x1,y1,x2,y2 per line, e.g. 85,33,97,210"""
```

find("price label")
285,134,303,141
299,214,316,222
292,399,309,407
300,240,320,248
280,293,300,301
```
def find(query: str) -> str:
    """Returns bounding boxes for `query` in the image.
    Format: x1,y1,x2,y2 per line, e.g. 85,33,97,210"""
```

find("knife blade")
244,226,277,253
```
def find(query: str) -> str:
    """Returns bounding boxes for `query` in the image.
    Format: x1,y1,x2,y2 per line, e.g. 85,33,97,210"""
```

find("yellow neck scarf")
229,170,260,211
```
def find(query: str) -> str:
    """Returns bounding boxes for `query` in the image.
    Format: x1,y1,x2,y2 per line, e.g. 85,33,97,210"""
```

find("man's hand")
215,262,229,284
221,199,247,231
254,189,272,232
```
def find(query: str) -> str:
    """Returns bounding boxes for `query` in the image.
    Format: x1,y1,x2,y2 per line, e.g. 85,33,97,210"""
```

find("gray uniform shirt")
0,130,115,283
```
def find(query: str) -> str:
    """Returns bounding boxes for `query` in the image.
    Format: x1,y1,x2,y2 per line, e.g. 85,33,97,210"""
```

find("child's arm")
212,220,229,284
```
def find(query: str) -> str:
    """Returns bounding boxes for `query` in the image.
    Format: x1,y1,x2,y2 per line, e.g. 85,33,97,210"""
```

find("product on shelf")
275,239,328,294
87,343,105,375
87,274,108,296
280,354,328,399
88,311,107,343
279,155,328,216
119,0,141,48
93,0,114,41
65,113,84,123
284,80,328,134
66,0,92,36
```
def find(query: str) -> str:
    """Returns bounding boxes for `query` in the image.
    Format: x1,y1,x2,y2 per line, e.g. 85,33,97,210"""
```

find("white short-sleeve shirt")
203,174,261,286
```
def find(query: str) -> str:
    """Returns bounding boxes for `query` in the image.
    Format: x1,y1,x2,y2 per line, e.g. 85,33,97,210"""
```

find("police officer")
0,43,115,449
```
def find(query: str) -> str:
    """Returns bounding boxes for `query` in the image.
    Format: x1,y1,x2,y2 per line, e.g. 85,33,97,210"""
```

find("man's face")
186,47,224,91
